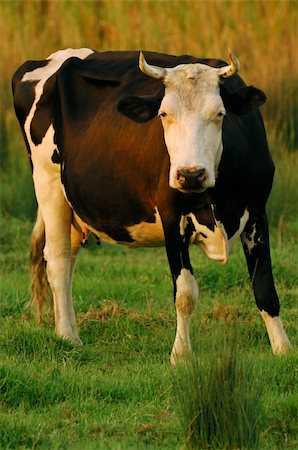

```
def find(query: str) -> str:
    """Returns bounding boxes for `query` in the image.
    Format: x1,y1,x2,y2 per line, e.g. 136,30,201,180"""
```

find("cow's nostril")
177,171,186,182
196,168,207,180
177,168,207,181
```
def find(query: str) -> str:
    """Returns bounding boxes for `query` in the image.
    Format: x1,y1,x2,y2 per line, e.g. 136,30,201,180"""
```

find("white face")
158,64,226,192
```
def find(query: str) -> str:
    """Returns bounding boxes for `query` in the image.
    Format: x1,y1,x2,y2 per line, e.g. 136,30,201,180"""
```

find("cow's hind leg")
30,211,82,343
33,173,81,345
241,212,292,354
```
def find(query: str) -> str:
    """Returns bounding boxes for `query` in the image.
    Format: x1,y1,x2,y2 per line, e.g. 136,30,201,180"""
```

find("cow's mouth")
177,187,207,194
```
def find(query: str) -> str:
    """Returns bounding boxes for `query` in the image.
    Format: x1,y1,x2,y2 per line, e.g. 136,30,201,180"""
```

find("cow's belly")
125,220,165,247
74,209,165,248
95,223,165,248
74,208,249,262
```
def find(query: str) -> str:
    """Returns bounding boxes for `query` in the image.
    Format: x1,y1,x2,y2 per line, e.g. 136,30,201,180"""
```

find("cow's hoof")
170,351,191,366
273,339,293,356
59,333,83,347
72,336,83,347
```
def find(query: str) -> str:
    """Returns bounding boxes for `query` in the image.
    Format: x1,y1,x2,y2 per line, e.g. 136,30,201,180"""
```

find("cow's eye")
217,111,226,118
159,111,167,118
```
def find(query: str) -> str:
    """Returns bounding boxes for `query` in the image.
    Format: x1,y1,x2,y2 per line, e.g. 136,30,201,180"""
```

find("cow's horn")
218,49,240,79
139,52,166,80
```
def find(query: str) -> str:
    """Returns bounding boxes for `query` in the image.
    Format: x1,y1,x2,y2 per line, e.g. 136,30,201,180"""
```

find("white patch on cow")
241,222,257,254
179,215,188,236
227,209,249,252
187,209,249,263
189,213,228,263
158,64,225,191
261,311,292,355
22,48,94,83
126,208,164,247
171,269,198,365
22,48,93,172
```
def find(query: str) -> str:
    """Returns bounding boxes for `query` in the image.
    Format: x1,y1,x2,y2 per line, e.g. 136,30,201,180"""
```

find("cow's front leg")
163,217,198,365
171,268,198,364
241,212,292,354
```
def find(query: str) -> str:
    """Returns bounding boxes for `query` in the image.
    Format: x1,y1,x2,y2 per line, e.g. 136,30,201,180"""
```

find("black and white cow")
12,48,292,363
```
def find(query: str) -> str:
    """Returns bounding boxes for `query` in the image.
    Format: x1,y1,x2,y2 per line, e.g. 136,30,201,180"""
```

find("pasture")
1,217,298,448
1,1,298,449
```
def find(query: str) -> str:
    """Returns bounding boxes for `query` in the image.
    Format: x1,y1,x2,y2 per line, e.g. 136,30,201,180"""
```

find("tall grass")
1,0,297,224
174,323,264,449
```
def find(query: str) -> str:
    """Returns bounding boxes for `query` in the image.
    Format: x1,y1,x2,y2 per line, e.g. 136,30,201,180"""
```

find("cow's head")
118,51,266,193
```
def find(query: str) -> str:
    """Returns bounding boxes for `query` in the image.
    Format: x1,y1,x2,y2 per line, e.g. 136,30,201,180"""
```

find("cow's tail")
30,208,49,322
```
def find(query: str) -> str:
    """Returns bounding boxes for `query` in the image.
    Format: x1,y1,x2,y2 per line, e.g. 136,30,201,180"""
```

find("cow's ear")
221,85,266,115
117,95,161,123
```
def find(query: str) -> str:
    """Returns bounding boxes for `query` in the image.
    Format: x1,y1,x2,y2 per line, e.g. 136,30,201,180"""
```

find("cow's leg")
171,267,198,364
163,218,198,365
241,212,292,354
33,170,81,344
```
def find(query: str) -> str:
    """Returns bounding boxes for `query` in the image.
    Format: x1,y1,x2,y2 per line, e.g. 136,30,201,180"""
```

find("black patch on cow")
51,149,60,164
30,75,56,145
244,232,252,242
186,216,196,234
193,204,216,232
67,57,121,86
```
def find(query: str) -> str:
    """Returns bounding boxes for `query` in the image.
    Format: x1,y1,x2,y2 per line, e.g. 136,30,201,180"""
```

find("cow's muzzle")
176,167,208,192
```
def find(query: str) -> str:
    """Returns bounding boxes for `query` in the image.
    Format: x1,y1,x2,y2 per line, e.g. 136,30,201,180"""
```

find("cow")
12,48,292,363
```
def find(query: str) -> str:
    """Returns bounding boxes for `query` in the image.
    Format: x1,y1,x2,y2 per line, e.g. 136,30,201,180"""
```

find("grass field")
1,1,298,224
1,216,297,449
1,1,298,449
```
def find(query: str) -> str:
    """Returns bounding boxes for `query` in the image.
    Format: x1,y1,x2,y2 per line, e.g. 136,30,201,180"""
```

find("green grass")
1,1,298,224
0,215,297,449
174,327,265,449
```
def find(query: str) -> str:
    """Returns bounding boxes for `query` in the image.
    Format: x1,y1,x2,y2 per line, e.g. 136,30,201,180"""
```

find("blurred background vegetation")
1,0,297,233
